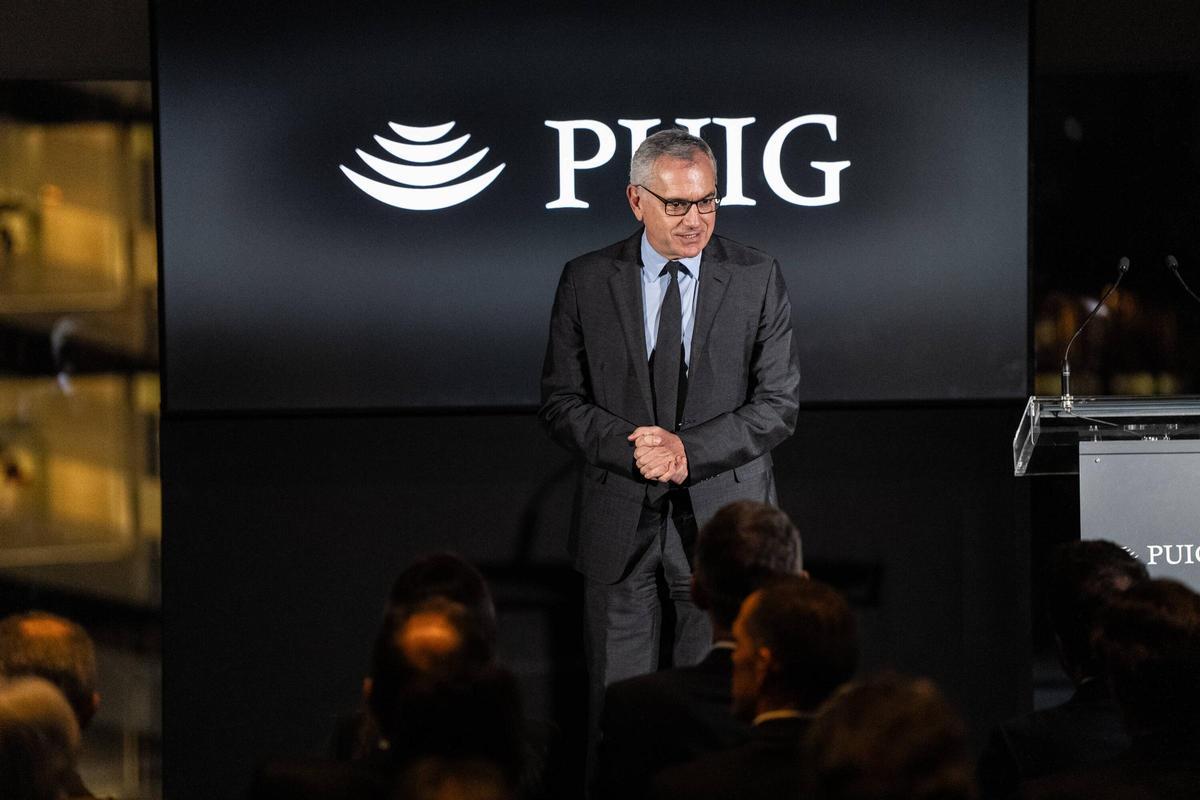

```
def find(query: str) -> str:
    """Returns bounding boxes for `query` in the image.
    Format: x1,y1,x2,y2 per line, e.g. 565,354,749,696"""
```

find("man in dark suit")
651,576,858,800
539,128,801,775
977,540,1148,798
595,500,804,799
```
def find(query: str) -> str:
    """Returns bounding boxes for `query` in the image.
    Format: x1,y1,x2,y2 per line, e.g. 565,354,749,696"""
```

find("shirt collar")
710,640,736,651
640,231,701,279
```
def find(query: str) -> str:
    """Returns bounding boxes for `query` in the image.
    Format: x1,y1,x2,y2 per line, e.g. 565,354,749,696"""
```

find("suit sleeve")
677,259,800,482
539,264,639,478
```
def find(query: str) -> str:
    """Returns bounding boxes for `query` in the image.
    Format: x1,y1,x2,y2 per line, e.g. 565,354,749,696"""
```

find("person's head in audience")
387,553,497,652
805,674,976,800
345,556,500,761
368,598,524,785
0,676,81,800
375,596,494,685
692,500,805,640
0,611,99,730
730,575,857,720
1098,577,1200,741
1045,539,1147,685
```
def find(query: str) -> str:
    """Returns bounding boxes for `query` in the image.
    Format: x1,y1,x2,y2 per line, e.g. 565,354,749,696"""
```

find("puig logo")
340,121,506,210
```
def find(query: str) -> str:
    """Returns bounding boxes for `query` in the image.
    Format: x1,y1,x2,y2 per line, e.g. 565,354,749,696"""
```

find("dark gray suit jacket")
978,678,1130,799
539,230,801,583
649,716,811,800
596,647,749,800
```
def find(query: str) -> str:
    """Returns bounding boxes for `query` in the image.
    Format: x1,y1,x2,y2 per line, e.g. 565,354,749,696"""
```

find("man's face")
626,155,717,260
731,591,767,720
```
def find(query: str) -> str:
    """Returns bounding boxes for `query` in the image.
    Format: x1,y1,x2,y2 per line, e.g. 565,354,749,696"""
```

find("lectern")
1014,396,1200,589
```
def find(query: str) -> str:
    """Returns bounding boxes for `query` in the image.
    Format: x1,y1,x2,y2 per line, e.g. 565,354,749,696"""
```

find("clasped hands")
627,426,688,484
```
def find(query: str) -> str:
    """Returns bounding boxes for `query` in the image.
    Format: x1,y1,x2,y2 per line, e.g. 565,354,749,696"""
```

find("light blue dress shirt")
640,232,701,372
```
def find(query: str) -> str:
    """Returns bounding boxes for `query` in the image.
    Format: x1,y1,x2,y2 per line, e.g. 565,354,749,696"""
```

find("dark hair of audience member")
1097,577,1200,741
387,552,498,650
0,676,81,800
0,611,99,729
694,501,803,629
742,575,856,710
367,599,524,787
805,674,976,800
1045,540,1148,680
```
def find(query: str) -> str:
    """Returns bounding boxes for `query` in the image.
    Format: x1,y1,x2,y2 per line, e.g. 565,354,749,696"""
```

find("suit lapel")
609,232,655,422
689,239,732,404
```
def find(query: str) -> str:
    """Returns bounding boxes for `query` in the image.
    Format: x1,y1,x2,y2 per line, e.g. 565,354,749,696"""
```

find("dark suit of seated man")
650,576,857,800
977,540,1147,799
595,501,804,800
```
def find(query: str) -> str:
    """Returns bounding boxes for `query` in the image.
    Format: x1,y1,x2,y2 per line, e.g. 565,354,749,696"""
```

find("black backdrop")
156,0,1027,409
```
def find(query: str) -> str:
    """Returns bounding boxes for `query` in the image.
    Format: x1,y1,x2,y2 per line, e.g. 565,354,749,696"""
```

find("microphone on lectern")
1166,255,1200,305
1060,256,1130,411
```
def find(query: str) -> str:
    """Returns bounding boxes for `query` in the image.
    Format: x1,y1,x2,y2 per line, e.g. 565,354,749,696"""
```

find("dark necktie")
652,261,684,432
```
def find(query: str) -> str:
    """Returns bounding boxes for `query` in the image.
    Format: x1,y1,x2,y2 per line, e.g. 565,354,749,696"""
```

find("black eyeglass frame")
636,184,721,216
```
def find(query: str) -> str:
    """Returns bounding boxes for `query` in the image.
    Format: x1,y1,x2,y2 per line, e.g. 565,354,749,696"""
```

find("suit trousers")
583,488,713,791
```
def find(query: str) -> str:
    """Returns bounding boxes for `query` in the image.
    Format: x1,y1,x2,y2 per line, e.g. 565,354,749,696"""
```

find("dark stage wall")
162,403,1030,800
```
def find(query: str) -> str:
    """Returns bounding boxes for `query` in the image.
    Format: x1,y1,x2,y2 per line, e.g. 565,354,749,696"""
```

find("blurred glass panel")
1,82,158,368
0,374,156,564
0,123,127,306
0,80,160,800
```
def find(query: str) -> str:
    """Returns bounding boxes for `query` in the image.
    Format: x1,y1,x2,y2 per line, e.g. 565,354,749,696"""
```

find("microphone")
1061,256,1130,410
1166,255,1200,305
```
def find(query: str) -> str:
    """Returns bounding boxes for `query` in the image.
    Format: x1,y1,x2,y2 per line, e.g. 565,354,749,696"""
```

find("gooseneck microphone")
1166,255,1200,305
1061,256,1130,410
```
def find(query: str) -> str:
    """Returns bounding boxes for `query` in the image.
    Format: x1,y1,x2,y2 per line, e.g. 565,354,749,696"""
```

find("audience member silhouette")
386,552,499,650
595,500,804,799
1021,578,1200,799
0,611,100,799
0,676,82,800
651,575,858,800
977,539,1147,797
805,674,976,800
332,553,499,761
253,597,523,800
368,599,522,782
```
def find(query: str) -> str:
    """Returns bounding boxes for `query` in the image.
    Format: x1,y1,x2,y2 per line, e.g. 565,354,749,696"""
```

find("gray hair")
629,129,719,187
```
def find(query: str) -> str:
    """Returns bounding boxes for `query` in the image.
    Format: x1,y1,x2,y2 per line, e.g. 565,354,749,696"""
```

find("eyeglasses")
637,185,721,216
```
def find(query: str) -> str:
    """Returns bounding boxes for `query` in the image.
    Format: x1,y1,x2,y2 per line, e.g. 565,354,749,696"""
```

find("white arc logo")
340,121,505,210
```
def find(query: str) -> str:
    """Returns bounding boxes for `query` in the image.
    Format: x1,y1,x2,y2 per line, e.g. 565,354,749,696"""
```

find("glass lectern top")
1013,396,1200,476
